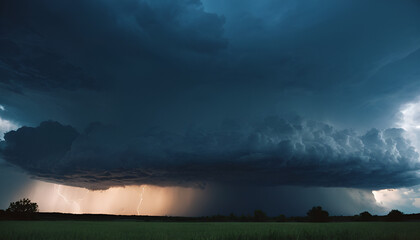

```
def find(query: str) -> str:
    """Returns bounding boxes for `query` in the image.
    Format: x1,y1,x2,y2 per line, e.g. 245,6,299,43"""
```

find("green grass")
1,221,420,240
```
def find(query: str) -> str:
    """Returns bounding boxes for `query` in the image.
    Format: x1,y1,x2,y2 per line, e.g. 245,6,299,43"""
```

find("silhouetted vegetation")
0,198,39,220
307,206,329,222
253,209,267,222
358,211,373,221
387,209,404,221
1,202,419,223
7,198,38,213
229,213,237,221
275,214,286,222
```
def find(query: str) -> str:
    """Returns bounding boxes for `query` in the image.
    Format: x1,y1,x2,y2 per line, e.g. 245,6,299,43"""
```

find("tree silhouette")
275,214,286,222
387,209,403,221
359,211,373,221
253,209,267,222
7,198,38,214
307,206,329,222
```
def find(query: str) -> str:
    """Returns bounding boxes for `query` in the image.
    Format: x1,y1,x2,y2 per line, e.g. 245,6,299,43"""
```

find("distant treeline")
2,210,420,222
1,199,420,222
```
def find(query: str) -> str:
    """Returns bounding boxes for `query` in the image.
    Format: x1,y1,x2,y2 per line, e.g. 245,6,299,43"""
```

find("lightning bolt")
54,184,87,213
136,186,146,215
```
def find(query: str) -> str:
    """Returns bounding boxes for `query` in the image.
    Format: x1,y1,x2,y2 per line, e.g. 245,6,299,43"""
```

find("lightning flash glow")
54,184,87,213
137,186,146,215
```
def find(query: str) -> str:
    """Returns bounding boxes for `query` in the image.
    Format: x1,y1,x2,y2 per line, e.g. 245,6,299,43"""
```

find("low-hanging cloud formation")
1,117,419,190
1,0,420,216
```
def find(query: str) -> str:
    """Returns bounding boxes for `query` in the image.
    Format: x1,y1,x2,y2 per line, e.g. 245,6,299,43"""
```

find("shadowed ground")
1,221,420,240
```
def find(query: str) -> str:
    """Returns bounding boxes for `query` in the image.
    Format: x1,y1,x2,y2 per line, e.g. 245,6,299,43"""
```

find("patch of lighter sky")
0,116,18,140
397,100,420,151
19,181,197,216
372,100,420,213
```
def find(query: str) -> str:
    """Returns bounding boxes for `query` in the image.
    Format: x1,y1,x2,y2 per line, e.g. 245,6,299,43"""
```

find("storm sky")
1,0,420,216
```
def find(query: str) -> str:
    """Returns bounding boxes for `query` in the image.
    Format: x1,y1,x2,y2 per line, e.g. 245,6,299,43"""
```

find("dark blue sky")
1,0,420,216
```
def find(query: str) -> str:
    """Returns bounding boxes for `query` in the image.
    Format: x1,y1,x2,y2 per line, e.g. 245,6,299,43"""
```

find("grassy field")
1,221,420,240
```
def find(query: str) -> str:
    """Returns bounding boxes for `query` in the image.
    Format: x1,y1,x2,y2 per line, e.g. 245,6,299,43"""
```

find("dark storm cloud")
1,0,420,130
0,0,229,131
1,118,419,190
0,38,98,92
1,0,420,194
203,0,420,128
0,0,227,92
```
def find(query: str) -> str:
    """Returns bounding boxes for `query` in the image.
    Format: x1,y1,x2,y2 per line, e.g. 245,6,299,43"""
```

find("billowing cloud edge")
0,117,419,190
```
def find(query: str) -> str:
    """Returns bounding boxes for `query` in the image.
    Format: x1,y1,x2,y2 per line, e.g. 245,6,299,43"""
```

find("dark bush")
359,211,373,221
7,198,38,213
254,209,267,222
5,198,39,220
387,209,404,221
275,214,286,222
307,206,329,222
